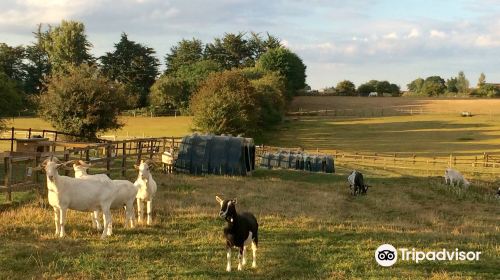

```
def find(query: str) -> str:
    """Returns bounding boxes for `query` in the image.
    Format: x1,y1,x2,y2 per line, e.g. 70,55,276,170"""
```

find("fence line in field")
0,136,183,202
256,145,500,177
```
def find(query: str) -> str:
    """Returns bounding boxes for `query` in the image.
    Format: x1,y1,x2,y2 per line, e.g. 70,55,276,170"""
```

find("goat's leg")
242,246,247,266
226,247,232,272
126,202,136,228
53,207,60,236
101,209,112,239
251,241,257,268
237,247,243,271
93,211,102,230
59,208,66,238
137,198,143,224
146,199,153,225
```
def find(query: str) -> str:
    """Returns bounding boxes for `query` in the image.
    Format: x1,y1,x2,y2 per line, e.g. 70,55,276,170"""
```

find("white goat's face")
43,160,62,182
138,161,151,180
73,164,88,174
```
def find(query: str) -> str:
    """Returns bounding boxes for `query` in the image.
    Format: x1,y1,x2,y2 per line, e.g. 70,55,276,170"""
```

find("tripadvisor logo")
375,244,481,267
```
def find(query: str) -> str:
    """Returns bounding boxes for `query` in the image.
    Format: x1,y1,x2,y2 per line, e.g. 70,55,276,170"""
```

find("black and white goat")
348,170,369,196
216,196,259,272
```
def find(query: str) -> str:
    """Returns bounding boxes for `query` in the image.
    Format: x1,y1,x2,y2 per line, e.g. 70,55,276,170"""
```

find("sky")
1,0,499,90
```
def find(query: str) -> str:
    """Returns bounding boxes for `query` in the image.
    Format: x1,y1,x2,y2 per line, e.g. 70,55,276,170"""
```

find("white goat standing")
444,168,470,188
72,160,138,229
41,157,118,239
134,160,157,225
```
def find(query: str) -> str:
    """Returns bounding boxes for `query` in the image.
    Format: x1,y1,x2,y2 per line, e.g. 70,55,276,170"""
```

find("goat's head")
216,196,237,222
41,156,62,182
135,160,154,181
72,160,91,175
463,179,471,188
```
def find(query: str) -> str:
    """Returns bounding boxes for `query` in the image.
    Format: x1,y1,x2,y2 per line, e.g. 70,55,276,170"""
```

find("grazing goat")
40,157,118,239
348,170,369,195
444,168,470,188
134,160,157,225
216,196,258,272
72,160,137,229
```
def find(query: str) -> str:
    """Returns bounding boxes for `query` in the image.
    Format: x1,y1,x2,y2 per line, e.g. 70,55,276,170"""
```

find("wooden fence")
256,145,500,177
0,136,183,202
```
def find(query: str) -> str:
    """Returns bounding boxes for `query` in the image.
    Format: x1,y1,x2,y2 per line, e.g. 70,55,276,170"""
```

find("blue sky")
1,0,499,90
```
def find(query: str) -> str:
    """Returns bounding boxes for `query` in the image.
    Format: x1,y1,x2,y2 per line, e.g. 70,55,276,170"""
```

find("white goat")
444,168,470,188
41,157,118,239
134,160,157,225
72,160,138,229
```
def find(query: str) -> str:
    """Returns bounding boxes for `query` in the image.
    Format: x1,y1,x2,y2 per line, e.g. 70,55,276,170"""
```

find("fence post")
85,149,90,162
10,127,14,152
483,152,487,167
149,140,154,159
63,151,70,176
121,142,127,177
413,154,416,164
137,141,143,164
106,144,111,176
449,154,452,167
4,156,12,202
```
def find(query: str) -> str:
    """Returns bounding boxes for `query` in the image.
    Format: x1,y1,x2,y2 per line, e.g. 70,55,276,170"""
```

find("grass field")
1,97,500,279
0,168,498,279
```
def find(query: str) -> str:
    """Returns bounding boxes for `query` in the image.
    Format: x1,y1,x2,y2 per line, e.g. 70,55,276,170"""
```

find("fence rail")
256,145,500,177
0,134,183,202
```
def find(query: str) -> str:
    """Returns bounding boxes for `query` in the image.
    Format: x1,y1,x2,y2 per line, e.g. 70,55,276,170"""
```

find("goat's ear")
215,196,223,205
232,198,237,205
55,163,64,169
134,164,139,170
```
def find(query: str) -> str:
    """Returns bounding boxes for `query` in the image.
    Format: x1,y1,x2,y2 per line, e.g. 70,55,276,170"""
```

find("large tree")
247,32,281,64
164,38,204,74
150,59,222,113
407,78,425,94
446,77,458,93
100,33,160,108
38,64,126,139
0,71,23,130
0,43,25,83
456,71,469,95
256,47,306,99
357,82,376,96
241,67,286,126
190,70,260,136
205,32,252,69
41,20,93,72
375,80,392,95
24,24,51,95
335,80,356,96
421,76,446,96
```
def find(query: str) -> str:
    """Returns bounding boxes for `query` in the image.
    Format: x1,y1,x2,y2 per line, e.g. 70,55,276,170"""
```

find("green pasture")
0,169,498,279
262,114,500,156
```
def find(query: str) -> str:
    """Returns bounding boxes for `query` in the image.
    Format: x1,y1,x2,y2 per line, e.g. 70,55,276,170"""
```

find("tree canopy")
100,33,160,108
190,70,260,136
38,64,126,139
256,47,306,99
0,71,23,130
40,20,94,72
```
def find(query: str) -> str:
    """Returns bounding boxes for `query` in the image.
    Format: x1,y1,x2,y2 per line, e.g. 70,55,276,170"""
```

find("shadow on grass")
262,117,500,155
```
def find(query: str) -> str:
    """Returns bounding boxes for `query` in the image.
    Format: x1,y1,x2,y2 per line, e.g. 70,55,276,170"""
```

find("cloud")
407,28,420,38
429,29,447,39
